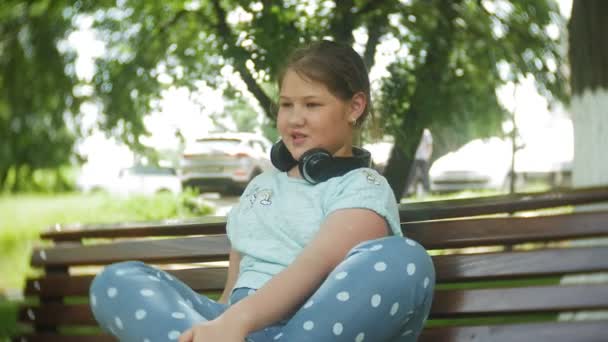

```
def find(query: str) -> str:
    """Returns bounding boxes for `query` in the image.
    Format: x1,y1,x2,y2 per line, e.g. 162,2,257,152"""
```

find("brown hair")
278,40,372,127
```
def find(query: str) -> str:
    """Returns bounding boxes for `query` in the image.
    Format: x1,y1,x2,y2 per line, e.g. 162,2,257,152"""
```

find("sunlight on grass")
0,191,213,293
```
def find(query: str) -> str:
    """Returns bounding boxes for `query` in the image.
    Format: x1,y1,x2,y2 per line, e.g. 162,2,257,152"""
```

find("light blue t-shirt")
226,167,402,290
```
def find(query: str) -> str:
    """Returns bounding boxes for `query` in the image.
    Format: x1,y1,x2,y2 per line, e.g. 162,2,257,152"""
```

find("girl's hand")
178,317,248,342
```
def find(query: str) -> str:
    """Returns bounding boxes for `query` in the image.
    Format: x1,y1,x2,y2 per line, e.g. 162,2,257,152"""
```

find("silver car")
179,132,274,195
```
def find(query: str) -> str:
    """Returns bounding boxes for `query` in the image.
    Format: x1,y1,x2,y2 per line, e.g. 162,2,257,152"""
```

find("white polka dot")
303,321,314,330
356,332,365,342
135,309,147,320
178,300,189,307
407,263,416,275
273,332,283,340
148,275,161,281
333,322,343,335
303,300,314,309
172,312,186,319
335,271,348,280
144,339,151,342
90,294,97,307
107,287,118,298
371,294,381,307
370,244,383,251
424,277,430,288
115,269,126,276
374,262,387,272
406,239,416,246
114,317,123,330
402,329,413,336
140,289,154,297
390,302,400,316
168,330,180,340
336,291,350,301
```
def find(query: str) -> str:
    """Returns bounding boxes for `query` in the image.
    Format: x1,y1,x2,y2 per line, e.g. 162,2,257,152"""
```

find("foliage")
1,0,568,198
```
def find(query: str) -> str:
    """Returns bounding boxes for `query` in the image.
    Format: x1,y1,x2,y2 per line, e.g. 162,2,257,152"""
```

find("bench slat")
15,320,608,342
433,246,608,281
31,236,231,267
418,320,608,342
407,211,608,249
19,284,608,325
25,246,608,296
12,335,114,342
431,284,608,317
32,211,608,267
39,186,608,242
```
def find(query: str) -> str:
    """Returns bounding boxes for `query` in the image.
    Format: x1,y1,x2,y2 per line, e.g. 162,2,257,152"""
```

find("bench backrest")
16,187,608,342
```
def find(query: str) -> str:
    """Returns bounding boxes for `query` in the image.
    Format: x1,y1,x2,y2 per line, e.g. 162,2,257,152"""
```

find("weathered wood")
25,246,608,297
418,320,608,342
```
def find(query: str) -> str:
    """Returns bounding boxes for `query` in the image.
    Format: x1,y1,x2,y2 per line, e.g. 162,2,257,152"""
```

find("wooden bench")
14,186,608,342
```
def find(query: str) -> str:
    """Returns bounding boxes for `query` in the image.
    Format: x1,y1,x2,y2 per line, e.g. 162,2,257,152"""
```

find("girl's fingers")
178,329,193,342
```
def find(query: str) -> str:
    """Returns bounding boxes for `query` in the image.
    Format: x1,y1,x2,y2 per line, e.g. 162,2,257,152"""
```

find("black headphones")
270,140,372,184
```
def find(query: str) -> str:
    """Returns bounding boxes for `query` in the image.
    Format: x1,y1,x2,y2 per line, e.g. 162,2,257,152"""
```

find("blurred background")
2,0,608,335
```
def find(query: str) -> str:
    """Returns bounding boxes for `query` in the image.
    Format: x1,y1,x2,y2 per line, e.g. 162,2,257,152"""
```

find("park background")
1,0,607,338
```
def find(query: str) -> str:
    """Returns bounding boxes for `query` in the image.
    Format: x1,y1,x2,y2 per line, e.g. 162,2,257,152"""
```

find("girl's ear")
348,92,367,123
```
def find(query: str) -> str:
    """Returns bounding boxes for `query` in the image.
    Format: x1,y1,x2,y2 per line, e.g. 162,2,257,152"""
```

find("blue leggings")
90,236,435,341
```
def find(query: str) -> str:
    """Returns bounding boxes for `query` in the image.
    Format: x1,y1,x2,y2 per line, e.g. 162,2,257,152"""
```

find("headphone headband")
270,140,371,184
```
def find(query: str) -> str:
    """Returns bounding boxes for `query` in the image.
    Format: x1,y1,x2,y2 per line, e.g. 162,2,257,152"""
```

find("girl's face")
277,69,365,163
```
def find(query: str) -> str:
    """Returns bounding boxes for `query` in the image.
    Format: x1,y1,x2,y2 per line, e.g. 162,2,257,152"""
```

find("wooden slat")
25,246,608,296
15,320,608,342
430,284,608,317
12,335,115,342
42,217,227,242
407,211,608,249
38,186,608,242
19,284,608,325
25,268,228,297
31,236,230,267
418,320,608,342
400,186,608,221
433,246,608,282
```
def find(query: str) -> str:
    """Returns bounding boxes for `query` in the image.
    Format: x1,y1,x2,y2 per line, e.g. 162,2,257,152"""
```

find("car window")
193,139,241,152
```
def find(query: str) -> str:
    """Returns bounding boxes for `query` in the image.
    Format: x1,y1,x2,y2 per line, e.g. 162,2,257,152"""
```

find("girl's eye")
306,103,321,108
280,102,293,108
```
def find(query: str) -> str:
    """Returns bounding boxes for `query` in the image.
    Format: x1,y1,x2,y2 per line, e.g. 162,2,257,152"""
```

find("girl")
90,40,435,342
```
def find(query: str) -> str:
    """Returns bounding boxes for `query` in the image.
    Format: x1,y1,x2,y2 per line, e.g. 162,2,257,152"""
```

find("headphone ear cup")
299,148,333,184
270,140,298,172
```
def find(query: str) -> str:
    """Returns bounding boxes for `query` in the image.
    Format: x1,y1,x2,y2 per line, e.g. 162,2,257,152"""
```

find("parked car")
179,132,274,195
429,137,572,193
77,165,183,196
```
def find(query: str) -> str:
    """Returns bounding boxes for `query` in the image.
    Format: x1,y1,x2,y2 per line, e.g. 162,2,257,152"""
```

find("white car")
429,137,572,193
179,132,274,195
77,166,182,196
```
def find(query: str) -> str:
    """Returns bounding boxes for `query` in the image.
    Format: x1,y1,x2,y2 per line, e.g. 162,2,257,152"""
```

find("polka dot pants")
89,236,435,341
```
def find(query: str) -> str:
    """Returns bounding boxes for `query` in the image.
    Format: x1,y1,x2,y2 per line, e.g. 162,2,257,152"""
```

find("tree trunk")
383,0,459,200
569,1,608,188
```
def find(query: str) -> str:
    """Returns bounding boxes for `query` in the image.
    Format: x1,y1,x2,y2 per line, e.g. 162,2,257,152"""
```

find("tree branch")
210,0,274,118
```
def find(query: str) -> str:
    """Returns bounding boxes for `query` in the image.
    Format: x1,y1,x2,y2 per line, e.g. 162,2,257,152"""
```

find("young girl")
90,40,435,342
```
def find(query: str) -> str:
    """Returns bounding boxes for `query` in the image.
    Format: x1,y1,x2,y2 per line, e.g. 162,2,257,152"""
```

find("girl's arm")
218,248,241,304
218,208,389,335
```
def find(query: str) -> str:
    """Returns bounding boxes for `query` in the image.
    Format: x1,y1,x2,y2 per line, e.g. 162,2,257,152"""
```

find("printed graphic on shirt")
362,170,381,185
244,186,273,208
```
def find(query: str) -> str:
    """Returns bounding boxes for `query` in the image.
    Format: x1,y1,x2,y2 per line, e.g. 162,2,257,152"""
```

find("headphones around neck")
270,140,372,184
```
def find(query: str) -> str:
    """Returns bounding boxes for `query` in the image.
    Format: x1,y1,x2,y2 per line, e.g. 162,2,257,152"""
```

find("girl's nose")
287,106,305,126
